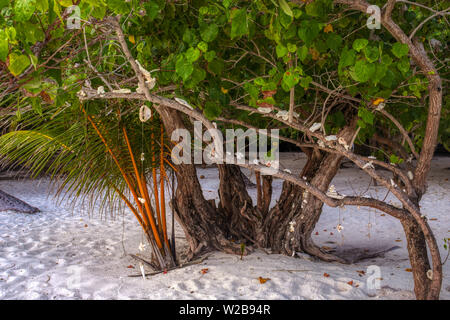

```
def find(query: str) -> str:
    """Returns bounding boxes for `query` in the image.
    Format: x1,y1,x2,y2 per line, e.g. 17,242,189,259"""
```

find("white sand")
0,155,449,300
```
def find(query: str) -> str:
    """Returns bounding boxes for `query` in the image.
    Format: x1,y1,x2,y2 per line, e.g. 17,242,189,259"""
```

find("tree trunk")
263,151,347,263
261,119,357,262
401,217,432,300
0,189,39,214
217,164,263,244
159,107,246,258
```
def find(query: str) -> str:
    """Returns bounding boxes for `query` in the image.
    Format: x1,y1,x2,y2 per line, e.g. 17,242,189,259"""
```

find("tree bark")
159,107,247,258
262,119,357,262
401,218,432,300
0,189,39,214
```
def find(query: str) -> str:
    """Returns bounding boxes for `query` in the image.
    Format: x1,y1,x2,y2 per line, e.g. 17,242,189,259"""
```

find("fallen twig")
128,254,211,277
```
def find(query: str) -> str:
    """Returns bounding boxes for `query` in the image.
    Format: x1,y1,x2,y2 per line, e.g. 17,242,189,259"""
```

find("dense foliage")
0,0,448,299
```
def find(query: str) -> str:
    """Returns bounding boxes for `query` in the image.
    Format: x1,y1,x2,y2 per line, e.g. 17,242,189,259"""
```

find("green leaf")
279,9,293,29
244,82,259,99
298,20,319,45
22,76,42,94
185,67,206,88
300,76,312,89
204,51,216,62
326,34,342,51
363,45,379,63
298,45,309,62
57,0,73,7
305,0,328,18
397,58,410,74
200,23,219,42
207,58,224,75
145,1,160,20
29,54,38,70
276,44,288,58
204,100,222,119
389,154,403,164
392,42,409,58
107,0,130,15
36,0,48,12
282,69,299,91
8,53,31,76
175,55,193,81
185,47,200,63
287,43,297,53
357,119,366,128
230,9,248,39
352,39,368,52
373,64,388,85
5,27,17,42
183,29,197,45
358,107,374,125
0,39,8,62
197,41,208,53
0,0,9,10
14,0,37,22
278,0,293,17
338,47,356,75
223,0,233,9
351,60,375,83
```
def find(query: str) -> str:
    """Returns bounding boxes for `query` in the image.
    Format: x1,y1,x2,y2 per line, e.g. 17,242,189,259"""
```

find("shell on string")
309,122,322,133
139,105,152,122
175,97,193,110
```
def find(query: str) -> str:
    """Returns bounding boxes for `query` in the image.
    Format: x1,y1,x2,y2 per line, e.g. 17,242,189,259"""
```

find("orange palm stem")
83,110,148,230
160,123,168,245
151,130,162,233
122,126,163,249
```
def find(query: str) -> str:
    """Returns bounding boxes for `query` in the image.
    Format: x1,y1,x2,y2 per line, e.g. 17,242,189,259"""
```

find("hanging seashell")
318,140,325,148
407,154,413,163
175,97,193,110
146,78,156,90
376,102,385,111
138,197,146,204
136,82,145,94
139,105,152,122
140,153,145,162
112,88,132,94
97,86,105,95
338,137,349,150
309,122,322,133
407,171,414,180
337,224,344,232
275,110,289,121
84,79,92,89
362,161,375,170
257,107,273,114
326,184,345,199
